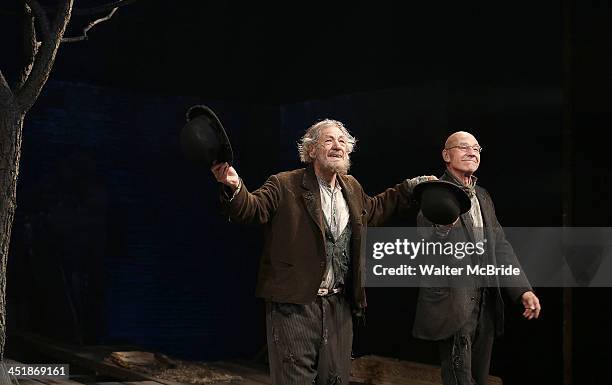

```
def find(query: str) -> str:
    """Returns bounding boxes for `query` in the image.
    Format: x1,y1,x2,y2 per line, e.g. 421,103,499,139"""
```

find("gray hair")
297,119,357,163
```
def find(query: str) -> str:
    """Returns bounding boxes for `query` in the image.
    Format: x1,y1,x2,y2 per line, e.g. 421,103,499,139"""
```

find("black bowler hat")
413,180,471,225
180,105,233,167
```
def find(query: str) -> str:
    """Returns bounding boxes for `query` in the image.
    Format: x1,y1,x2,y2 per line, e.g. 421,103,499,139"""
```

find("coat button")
470,297,476,302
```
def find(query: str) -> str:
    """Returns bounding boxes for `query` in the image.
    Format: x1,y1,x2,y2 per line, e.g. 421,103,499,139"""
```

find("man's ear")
442,149,450,163
309,147,317,160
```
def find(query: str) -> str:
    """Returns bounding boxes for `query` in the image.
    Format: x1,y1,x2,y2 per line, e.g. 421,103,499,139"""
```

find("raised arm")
361,176,434,226
211,162,281,225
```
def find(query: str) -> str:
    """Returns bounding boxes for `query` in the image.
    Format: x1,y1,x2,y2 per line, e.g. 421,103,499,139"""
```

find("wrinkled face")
442,132,481,175
309,124,351,175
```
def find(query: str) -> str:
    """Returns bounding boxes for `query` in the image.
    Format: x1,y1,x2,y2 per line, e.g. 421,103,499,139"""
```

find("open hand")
521,291,541,320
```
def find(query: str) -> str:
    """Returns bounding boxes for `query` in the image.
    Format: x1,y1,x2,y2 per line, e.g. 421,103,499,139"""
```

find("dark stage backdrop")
7,80,277,359
6,78,566,385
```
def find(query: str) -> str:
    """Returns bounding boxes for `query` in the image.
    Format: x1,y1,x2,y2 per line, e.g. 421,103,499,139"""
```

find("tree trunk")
0,106,24,358
0,0,127,359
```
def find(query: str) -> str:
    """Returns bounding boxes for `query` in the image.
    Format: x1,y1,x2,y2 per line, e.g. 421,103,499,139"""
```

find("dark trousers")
266,294,353,385
438,289,496,385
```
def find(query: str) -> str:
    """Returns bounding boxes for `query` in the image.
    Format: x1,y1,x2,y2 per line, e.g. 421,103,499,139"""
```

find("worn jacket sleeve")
485,190,533,302
356,177,416,226
220,175,281,225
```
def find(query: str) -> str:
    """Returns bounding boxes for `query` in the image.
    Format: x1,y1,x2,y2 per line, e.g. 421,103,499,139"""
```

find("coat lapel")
338,173,367,306
475,188,490,228
460,212,476,242
440,171,476,241
475,187,495,256
337,174,363,226
301,166,325,235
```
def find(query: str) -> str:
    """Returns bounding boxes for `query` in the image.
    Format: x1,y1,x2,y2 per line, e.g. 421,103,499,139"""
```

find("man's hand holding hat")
211,162,241,190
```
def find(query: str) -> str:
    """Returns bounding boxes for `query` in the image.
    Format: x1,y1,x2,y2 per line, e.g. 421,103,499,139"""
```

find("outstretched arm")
363,175,435,226
211,162,280,225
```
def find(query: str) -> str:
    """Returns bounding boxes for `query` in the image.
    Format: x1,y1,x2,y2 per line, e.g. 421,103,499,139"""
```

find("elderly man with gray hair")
211,119,431,385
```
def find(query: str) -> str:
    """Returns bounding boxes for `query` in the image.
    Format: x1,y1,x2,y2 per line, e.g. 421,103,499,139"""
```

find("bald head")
442,131,481,180
444,131,478,149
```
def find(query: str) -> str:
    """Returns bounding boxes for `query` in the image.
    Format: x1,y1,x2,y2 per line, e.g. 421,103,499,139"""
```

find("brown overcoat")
221,165,416,312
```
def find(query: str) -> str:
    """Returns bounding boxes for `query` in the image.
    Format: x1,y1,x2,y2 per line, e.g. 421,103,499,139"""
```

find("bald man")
413,131,541,385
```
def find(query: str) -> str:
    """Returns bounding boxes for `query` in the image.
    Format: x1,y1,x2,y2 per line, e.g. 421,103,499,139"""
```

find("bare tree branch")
23,0,50,39
62,7,118,42
15,0,73,114
71,0,138,16
2,0,138,17
5,0,137,44
0,71,14,108
16,4,40,91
